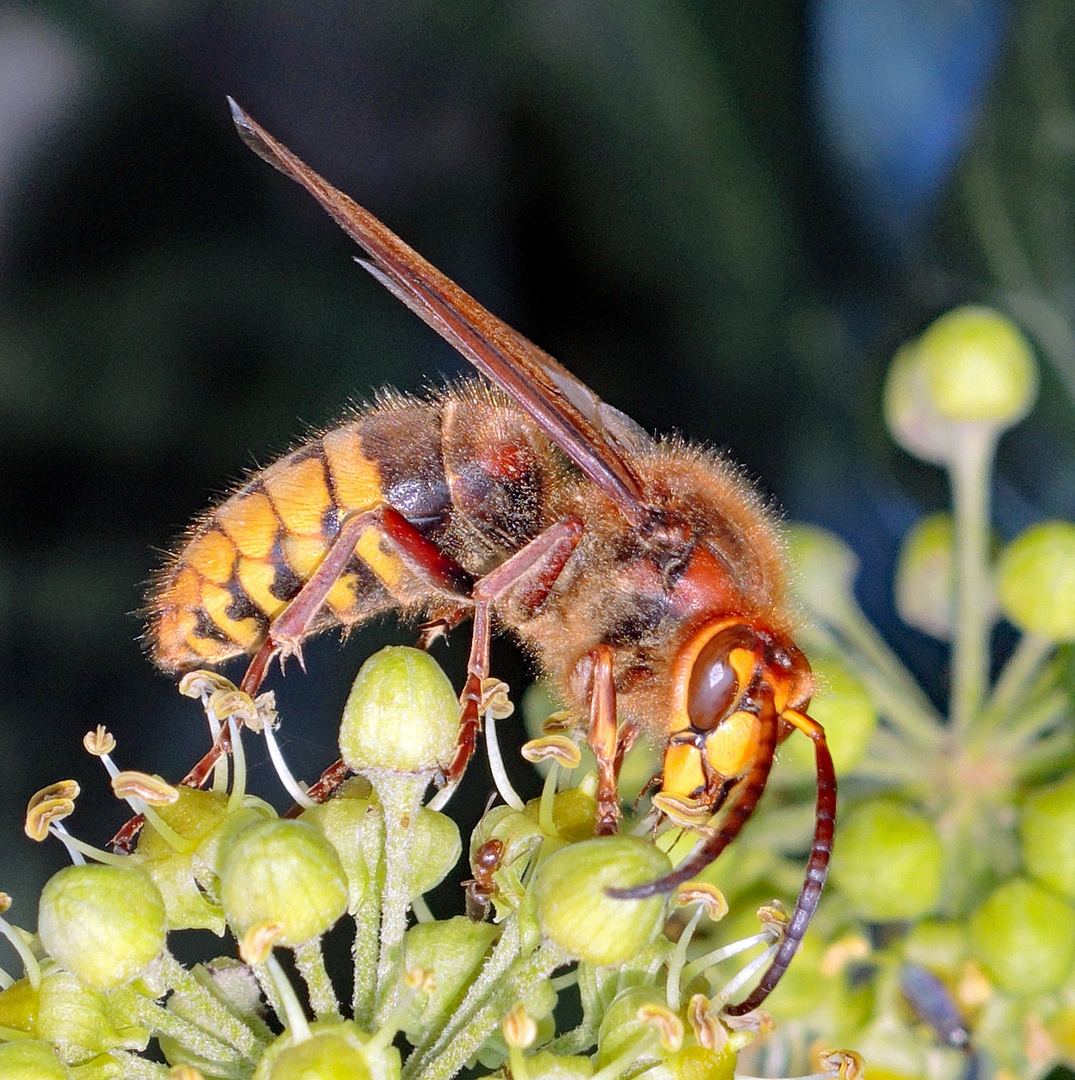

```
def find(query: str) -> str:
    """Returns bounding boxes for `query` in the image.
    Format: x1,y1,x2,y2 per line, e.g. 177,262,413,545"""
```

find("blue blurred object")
810,0,1009,255
900,963,971,1050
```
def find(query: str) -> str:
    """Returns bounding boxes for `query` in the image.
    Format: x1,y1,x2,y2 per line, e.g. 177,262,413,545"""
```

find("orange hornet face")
611,619,833,1016
664,620,813,805
144,100,836,1018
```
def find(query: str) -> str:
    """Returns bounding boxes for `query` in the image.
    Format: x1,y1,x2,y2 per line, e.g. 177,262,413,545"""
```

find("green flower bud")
969,877,1075,995
340,646,458,774
1022,774,1075,901
524,787,597,843
253,1023,376,1080
894,512,957,639
666,1044,736,1080
36,970,147,1053
0,1040,69,1079
850,1021,928,1080
138,785,230,851
300,785,374,913
142,849,226,935
268,1033,370,1080
901,920,968,977
778,652,877,776
997,521,1075,641
532,837,671,966
883,341,953,465
193,799,277,886
219,819,348,946
0,977,38,1036
784,523,860,623
401,916,498,1040
136,786,240,934
830,799,943,921
408,807,462,899
594,985,668,1068
916,306,1037,425
38,864,166,991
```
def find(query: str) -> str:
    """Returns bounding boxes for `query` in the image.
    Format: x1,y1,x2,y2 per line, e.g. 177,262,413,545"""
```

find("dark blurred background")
1,0,1073,910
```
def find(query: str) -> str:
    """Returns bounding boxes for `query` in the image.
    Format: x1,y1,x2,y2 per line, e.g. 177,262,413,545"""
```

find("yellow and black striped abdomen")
148,386,563,673
149,395,452,672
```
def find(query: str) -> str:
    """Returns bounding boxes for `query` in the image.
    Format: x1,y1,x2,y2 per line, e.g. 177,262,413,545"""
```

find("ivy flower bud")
38,864,166,991
594,985,670,1068
0,1041,69,1080
783,524,860,623
829,799,943,921
894,512,957,639
254,1023,374,1080
0,978,38,1036
300,786,374,913
665,1045,736,1080
524,787,597,843
219,819,348,946
901,920,967,977
401,916,498,1040
1021,774,1075,901
996,521,1075,641
36,969,146,1054
915,305,1037,425
137,786,235,934
268,1034,370,1080
407,808,462,900
883,341,953,465
885,307,1038,466
777,652,877,776
192,799,277,889
340,647,458,774
532,836,671,965
968,877,1075,995
474,805,540,851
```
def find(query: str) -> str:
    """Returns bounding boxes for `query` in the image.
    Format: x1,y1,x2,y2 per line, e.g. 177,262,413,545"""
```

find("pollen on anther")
240,921,285,966
27,780,80,813
637,1003,684,1052
687,994,727,1052
677,883,729,921
503,1002,537,1050
112,770,180,806
521,735,582,769
83,726,116,757
25,796,76,841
